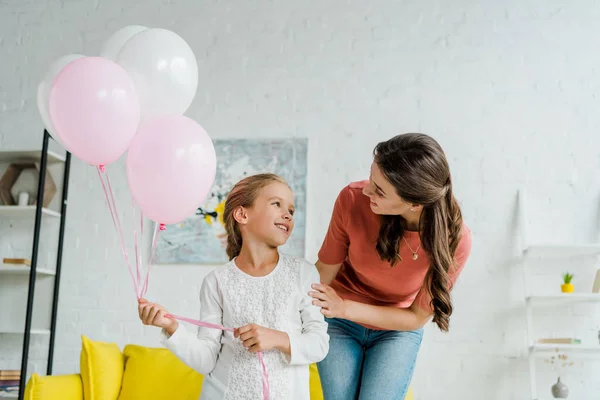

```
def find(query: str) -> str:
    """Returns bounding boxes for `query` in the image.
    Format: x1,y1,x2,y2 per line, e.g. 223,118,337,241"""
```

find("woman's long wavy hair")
374,133,463,332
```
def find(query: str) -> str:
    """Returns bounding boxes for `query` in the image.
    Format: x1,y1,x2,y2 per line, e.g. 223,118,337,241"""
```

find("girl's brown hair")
374,133,463,332
222,173,288,260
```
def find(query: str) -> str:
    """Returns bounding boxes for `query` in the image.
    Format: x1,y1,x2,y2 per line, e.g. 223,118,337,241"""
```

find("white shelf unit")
0,328,51,335
526,293,600,305
0,265,56,276
530,343,600,354
0,150,65,165
0,206,60,218
518,189,600,400
0,143,70,399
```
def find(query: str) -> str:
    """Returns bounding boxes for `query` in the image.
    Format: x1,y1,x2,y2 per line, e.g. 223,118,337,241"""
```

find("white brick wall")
2,0,600,398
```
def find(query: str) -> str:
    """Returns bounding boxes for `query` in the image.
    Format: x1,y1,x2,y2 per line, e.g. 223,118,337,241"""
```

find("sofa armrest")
24,373,83,400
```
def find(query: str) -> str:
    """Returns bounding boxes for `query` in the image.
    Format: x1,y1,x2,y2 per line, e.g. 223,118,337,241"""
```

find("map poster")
154,138,308,264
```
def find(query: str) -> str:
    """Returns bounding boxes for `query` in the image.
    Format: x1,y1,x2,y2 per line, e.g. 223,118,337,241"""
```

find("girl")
310,133,472,399
138,173,329,400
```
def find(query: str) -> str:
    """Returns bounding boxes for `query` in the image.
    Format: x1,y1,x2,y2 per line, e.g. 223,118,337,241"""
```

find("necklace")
402,236,421,261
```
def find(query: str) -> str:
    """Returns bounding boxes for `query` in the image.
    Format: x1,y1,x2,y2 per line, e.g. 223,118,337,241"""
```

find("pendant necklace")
402,236,421,261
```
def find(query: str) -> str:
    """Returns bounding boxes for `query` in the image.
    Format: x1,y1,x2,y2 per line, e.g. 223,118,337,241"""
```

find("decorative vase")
551,377,569,398
561,283,574,293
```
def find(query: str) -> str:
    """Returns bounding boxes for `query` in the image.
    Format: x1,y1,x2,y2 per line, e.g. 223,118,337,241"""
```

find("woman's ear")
409,204,423,213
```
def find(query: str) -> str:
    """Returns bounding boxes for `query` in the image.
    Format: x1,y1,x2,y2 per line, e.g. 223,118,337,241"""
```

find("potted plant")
561,273,574,293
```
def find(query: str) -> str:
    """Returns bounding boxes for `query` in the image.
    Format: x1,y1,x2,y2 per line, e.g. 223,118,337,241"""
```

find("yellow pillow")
117,344,203,400
24,373,83,400
309,363,323,400
80,335,124,400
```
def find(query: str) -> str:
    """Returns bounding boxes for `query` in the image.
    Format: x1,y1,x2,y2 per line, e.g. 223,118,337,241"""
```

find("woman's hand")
234,324,290,355
309,283,346,318
138,298,179,335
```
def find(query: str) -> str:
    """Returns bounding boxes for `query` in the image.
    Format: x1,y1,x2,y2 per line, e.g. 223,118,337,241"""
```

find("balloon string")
165,313,270,400
97,166,138,295
139,223,160,298
132,197,142,290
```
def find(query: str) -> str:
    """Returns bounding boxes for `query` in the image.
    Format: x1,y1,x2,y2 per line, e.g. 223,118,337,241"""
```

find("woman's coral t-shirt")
318,181,472,321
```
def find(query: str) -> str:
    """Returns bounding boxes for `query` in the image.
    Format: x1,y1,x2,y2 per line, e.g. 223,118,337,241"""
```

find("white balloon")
100,25,149,61
115,28,198,118
37,54,84,146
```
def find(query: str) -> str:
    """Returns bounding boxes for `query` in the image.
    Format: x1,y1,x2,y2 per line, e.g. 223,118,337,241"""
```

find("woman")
309,133,472,399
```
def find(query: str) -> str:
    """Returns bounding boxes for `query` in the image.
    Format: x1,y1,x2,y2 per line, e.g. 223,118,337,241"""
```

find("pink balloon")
126,115,217,225
48,56,140,166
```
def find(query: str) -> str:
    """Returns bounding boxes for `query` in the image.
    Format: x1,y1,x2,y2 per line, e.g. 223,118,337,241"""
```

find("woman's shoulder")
455,222,473,264
335,180,369,208
459,222,472,244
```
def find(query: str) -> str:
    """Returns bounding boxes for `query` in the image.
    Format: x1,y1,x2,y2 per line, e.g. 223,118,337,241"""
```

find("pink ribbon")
97,167,270,399
165,314,270,400
97,166,138,296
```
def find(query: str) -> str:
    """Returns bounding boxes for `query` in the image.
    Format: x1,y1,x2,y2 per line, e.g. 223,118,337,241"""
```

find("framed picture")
154,138,308,264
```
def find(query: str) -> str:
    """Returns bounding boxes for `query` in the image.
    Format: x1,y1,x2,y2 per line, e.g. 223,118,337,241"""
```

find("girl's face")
238,182,295,248
362,162,414,216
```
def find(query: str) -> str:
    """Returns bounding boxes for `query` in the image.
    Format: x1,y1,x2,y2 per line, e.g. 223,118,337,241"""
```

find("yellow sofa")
24,335,414,400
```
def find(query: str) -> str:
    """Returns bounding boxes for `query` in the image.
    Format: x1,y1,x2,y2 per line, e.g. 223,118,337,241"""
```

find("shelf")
0,392,18,398
0,328,50,335
524,243,600,258
0,265,55,276
0,206,60,218
0,149,65,164
527,293,600,304
530,343,600,354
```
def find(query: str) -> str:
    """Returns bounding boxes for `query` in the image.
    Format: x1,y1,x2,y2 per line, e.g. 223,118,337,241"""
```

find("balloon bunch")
37,25,217,297
37,26,270,400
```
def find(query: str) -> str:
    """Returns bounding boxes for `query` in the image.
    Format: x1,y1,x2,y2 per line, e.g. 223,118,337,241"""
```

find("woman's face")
362,162,416,216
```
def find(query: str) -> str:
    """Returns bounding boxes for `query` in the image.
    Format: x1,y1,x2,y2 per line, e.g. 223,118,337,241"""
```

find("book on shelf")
0,371,19,379
0,369,20,393
2,258,31,267
537,338,582,344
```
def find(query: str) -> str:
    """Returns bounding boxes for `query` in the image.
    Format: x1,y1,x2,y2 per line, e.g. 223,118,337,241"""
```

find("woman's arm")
315,260,342,285
342,297,431,331
309,283,431,331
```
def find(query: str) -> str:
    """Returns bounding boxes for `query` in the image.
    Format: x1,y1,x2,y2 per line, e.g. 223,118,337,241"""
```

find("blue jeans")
317,317,423,400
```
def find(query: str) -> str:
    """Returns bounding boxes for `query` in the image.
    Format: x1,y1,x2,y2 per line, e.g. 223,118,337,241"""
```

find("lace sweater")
162,254,330,400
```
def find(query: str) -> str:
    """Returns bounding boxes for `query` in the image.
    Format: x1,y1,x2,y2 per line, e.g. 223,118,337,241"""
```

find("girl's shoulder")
205,259,237,281
279,253,320,283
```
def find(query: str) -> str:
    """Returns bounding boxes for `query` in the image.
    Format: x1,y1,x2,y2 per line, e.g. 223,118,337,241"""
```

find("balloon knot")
159,223,166,231
99,165,105,172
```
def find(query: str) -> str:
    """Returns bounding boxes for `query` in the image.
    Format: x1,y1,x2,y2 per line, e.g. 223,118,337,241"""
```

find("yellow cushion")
117,344,203,400
309,363,323,400
405,386,414,400
80,335,124,400
24,373,83,400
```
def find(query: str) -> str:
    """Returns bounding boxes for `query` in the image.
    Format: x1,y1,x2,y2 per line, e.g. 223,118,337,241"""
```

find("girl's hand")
309,283,346,318
234,324,290,355
138,298,178,335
